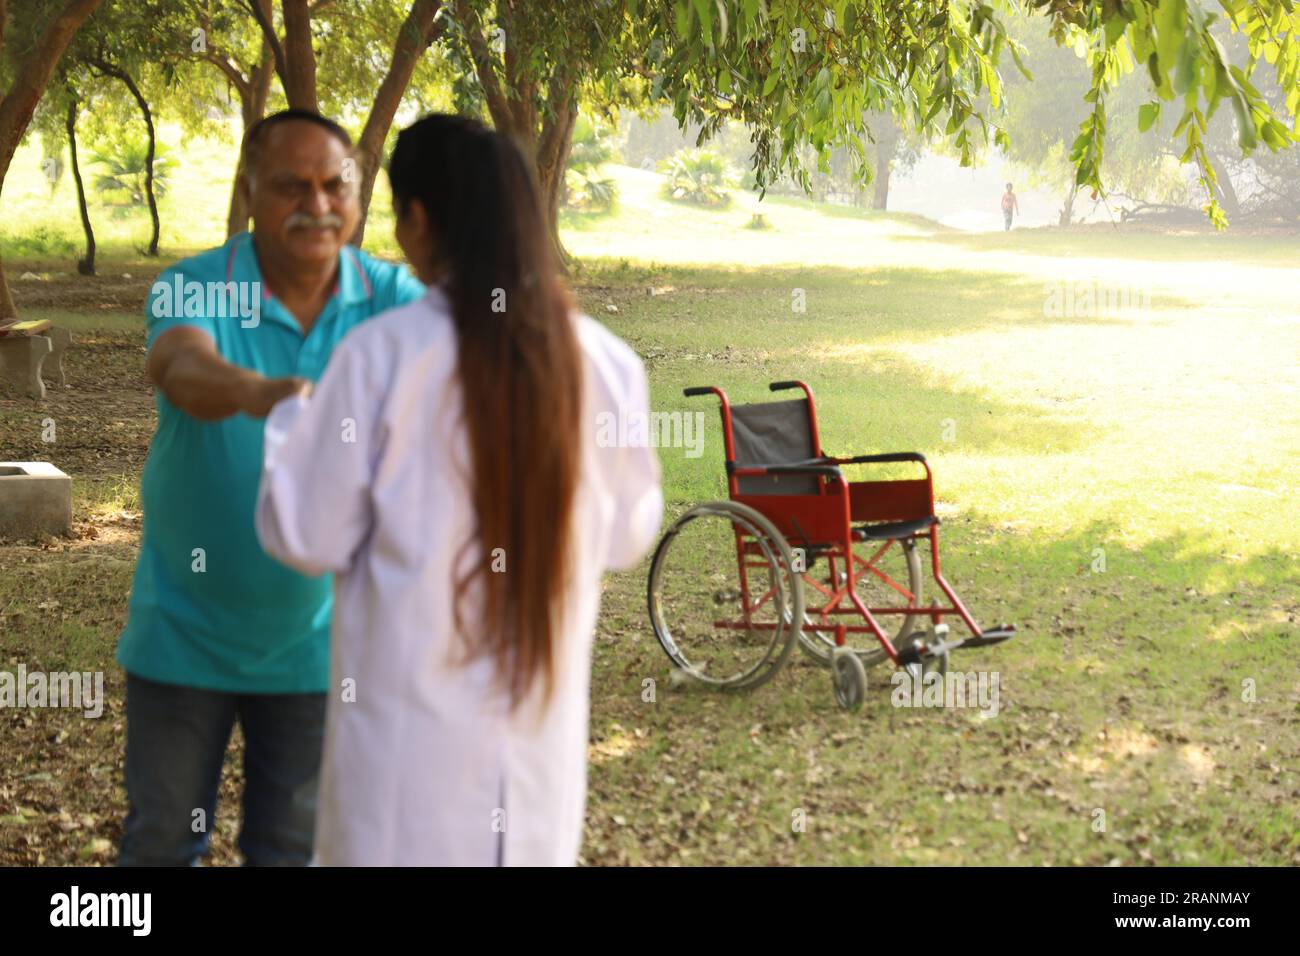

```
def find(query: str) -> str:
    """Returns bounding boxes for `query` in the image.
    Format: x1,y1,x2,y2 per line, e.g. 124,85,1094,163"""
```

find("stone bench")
0,323,72,400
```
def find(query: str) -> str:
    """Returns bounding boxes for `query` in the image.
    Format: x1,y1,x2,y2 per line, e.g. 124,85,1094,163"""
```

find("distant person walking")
1001,182,1020,231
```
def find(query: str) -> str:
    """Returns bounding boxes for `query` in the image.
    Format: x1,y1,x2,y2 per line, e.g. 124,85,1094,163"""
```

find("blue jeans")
118,672,326,866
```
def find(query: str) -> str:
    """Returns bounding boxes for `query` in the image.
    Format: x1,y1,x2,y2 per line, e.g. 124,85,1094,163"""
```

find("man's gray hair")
240,109,354,180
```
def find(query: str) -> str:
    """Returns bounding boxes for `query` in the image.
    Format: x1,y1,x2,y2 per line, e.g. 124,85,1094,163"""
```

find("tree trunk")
247,0,315,110
0,0,104,320
531,66,578,269
66,98,95,275
349,0,444,248
451,3,576,267
281,0,318,110
1059,183,1079,226
872,150,891,209
225,47,273,238
109,66,159,255
869,114,899,210
0,250,14,322
534,105,578,270
1207,150,1241,218
87,58,160,254
484,96,574,268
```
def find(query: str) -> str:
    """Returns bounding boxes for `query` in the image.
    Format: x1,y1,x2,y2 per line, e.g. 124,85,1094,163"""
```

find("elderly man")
116,109,425,866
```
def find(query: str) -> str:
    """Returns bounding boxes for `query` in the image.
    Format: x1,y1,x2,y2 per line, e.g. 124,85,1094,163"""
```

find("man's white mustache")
286,213,343,230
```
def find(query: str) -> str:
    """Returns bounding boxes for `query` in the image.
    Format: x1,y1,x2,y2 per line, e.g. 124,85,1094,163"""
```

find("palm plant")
564,113,619,213
659,148,732,207
89,132,172,206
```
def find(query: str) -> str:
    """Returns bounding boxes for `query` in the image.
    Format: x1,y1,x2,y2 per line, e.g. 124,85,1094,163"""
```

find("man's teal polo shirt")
117,231,425,693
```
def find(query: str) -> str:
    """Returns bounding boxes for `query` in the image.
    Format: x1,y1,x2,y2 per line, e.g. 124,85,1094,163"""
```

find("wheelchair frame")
680,379,1015,674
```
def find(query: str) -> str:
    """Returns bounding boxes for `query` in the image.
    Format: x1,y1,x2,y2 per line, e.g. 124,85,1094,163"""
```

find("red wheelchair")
647,380,1015,709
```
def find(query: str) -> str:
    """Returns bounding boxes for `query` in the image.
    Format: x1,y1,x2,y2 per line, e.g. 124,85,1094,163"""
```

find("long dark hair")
387,114,582,708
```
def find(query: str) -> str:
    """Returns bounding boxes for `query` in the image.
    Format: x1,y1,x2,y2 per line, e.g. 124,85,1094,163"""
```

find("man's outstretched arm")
147,326,307,421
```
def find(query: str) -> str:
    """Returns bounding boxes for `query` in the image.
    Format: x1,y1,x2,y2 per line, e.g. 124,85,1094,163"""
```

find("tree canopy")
631,0,1298,228
2,0,1298,309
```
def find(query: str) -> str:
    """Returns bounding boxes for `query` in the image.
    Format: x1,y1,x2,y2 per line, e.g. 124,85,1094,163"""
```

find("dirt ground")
2,249,1297,867
2,267,241,865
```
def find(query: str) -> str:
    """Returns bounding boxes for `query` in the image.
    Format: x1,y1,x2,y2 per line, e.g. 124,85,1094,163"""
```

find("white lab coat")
255,286,662,866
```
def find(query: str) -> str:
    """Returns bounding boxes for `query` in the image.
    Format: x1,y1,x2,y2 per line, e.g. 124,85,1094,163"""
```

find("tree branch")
244,0,286,89
536,67,576,171
452,1,513,131
0,0,103,185
347,0,445,246
204,51,252,95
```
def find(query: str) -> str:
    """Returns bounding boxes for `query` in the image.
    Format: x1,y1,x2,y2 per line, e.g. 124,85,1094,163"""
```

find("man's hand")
148,326,310,421
240,374,312,418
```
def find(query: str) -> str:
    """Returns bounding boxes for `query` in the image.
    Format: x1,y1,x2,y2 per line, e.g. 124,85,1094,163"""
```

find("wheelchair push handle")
769,380,802,392
683,386,714,397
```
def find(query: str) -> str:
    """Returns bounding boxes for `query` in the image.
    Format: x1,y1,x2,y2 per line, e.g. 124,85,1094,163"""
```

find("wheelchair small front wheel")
647,501,803,691
831,648,867,711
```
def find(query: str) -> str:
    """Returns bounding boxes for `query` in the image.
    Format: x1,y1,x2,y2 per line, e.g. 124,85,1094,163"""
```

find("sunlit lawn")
565,167,1300,865
1,143,1297,865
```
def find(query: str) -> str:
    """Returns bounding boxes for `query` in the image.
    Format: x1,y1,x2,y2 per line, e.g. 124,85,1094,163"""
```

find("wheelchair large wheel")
798,537,924,667
648,500,803,691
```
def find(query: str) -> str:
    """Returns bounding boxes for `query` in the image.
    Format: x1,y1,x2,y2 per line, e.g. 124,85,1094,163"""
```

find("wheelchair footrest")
962,626,1016,648
895,626,1015,665
896,642,953,666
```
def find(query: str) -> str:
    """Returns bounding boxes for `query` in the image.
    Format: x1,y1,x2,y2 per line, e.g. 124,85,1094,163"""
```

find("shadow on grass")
581,262,1203,349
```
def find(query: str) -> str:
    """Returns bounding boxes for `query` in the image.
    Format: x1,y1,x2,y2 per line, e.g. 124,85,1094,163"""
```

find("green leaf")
1138,102,1160,132
1155,0,1185,76
1173,33,1199,95
692,0,713,38
675,0,691,39
1260,118,1286,149
1104,15,1126,49
1229,92,1257,150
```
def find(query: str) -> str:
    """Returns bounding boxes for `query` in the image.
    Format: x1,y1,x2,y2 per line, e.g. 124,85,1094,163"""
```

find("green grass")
1,140,1297,866
564,167,1299,865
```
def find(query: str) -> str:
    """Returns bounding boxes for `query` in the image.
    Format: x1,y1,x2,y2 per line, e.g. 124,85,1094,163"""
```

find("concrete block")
0,462,73,539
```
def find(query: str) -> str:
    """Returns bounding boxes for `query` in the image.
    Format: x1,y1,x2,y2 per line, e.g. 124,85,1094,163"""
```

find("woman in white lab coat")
254,114,663,866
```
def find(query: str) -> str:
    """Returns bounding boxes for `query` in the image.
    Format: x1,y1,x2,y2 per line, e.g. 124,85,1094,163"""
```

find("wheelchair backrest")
730,398,819,496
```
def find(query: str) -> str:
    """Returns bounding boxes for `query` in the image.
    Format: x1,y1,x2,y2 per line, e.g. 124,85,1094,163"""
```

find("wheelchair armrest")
830,452,927,465
728,460,845,481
